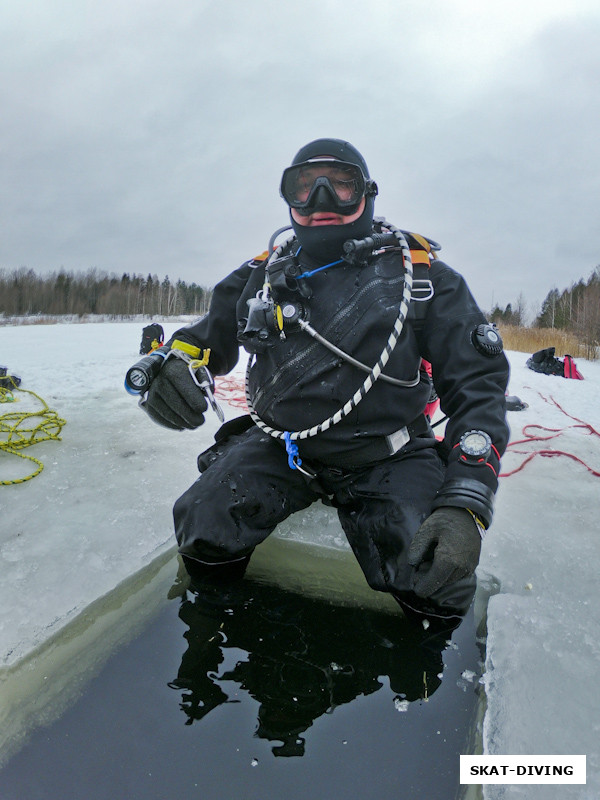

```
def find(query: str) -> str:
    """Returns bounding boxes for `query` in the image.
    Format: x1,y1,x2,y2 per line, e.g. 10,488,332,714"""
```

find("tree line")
489,266,600,357
2,264,599,357
0,268,213,318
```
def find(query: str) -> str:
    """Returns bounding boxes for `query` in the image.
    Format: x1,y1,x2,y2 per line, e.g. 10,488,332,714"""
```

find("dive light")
124,347,169,394
125,343,225,423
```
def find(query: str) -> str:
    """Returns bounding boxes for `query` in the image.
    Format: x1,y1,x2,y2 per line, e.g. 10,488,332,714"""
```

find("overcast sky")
2,0,599,317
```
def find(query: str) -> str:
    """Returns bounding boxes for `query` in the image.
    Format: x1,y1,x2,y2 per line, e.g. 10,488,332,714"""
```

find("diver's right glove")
142,356,208,430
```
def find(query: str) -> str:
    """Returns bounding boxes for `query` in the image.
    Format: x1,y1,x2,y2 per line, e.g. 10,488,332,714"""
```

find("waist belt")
306,413,434,472
338,413,433,468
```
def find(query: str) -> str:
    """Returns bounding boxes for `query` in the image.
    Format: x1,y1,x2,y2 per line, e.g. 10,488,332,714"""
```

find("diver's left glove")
407,507,482,598
142,356,208,430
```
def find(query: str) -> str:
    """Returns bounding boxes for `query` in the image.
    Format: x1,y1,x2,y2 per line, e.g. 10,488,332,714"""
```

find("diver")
135,137,510,624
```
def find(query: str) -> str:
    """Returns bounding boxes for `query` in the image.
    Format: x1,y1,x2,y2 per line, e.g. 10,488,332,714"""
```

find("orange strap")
409,248,431,266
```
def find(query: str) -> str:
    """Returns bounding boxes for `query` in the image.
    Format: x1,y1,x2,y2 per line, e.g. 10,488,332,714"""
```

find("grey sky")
2,0,599,317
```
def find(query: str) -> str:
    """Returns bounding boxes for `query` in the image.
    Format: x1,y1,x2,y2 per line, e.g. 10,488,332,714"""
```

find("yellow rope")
0,385,67,485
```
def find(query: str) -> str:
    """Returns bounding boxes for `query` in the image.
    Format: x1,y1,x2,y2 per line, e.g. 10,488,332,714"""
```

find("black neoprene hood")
286,137,376,261
291,138,372,177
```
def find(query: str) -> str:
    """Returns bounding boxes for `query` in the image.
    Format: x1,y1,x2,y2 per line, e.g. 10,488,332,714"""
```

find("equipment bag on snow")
139,323,164,355
526,347,584,379
0,365,22,389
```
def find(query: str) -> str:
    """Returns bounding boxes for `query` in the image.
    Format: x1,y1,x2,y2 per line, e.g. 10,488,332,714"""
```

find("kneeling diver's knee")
180,552,252,583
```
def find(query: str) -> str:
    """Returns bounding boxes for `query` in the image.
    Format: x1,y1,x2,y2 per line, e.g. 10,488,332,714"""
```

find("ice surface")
1,322,219,665
1,321,600,797
478,352,600,800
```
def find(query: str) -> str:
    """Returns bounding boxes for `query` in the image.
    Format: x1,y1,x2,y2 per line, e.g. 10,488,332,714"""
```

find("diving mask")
280,158,377,216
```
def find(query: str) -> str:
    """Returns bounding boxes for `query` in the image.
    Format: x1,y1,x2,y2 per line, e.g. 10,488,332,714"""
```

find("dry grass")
497,325,593,359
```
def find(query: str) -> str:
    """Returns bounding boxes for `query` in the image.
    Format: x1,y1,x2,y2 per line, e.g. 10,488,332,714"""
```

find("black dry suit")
171,229,510,619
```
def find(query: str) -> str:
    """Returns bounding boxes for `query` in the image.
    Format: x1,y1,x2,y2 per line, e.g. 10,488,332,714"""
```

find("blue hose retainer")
296,258,345,280
283,431,302,470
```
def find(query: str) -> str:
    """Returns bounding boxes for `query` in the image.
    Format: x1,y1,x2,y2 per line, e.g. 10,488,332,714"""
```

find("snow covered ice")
1,320,600,798
477,350,600,800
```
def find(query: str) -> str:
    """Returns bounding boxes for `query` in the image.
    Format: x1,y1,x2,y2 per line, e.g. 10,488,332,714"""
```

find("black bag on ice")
526,347,584,379
139,323,164,355
526,347,564,376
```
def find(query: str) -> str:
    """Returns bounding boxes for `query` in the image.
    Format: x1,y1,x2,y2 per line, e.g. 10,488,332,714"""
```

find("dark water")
1,559,483,800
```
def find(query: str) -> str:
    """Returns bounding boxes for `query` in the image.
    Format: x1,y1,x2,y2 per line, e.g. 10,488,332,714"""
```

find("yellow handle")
172,340,211,366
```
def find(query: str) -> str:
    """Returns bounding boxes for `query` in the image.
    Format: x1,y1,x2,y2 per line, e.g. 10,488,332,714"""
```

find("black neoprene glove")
142,357,208,430
407,507,482,598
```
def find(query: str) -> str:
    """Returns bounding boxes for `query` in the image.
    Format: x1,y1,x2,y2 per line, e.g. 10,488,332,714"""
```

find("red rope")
539,393,600,437
500,391,600,478
214,376,248,410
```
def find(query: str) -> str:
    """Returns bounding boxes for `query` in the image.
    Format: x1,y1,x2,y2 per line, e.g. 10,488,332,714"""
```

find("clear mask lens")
280,159,367,212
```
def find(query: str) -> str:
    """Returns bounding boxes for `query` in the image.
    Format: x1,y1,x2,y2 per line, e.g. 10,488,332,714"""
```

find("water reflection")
168,576,458,757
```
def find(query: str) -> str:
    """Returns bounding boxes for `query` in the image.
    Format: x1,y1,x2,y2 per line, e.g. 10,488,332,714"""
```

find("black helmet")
282,138,377,261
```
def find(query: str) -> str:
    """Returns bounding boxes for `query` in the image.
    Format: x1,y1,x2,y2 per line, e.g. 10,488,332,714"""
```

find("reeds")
497,325,595,359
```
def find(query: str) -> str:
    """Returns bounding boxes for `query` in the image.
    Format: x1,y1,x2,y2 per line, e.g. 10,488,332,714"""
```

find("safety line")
500,391,599,478
214,377,249,410
0,387,67,485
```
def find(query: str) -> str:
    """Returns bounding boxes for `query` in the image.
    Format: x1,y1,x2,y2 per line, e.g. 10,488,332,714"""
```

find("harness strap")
409,248,431,266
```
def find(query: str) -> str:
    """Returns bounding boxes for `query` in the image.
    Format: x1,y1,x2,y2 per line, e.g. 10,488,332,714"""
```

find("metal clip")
188,361,225,422
170,348,225,422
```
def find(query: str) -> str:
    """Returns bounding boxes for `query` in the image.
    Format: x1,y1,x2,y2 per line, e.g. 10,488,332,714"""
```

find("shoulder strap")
402,232,436,310
249,249,270,266
402,230,441,266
